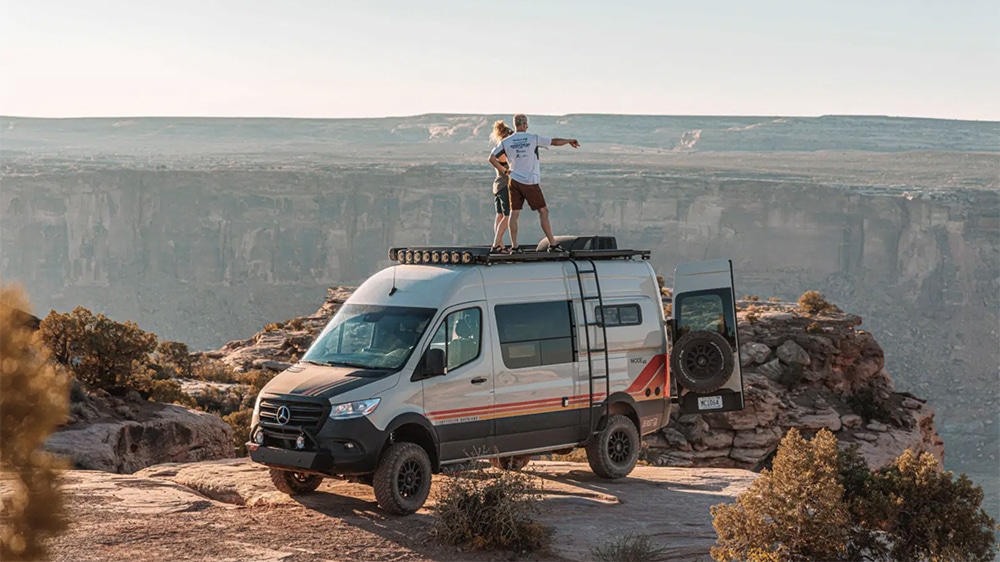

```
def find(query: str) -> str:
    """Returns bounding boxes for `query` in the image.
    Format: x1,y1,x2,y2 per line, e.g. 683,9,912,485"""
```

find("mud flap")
670,259,745,414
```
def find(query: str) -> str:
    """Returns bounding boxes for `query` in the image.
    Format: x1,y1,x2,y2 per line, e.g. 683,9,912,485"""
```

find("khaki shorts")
508,179,547,211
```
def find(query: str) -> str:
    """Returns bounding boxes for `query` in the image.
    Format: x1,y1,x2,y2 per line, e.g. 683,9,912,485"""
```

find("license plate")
698,395,723,410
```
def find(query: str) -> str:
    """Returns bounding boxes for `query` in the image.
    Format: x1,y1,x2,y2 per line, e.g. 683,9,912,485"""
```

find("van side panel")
484,263,582,453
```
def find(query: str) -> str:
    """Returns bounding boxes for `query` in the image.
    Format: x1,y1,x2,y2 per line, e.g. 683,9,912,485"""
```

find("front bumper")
248,405,388,475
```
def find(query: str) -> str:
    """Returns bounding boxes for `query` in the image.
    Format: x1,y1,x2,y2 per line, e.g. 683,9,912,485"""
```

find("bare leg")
509,210,521,248
493,214,503,246
493,215,510,247
538,207,556,245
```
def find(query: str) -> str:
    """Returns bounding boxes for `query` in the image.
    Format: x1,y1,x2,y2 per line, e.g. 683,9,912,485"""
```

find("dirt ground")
40,460,756,562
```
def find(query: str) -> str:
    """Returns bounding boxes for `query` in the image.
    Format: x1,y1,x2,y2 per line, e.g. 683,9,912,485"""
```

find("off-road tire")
373,442,432,515
586,414,640,479
489,456,531,471
269,468,323,495
671,330,735,393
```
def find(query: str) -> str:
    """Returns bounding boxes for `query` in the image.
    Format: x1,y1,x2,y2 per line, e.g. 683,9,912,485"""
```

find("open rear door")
670,259,745,414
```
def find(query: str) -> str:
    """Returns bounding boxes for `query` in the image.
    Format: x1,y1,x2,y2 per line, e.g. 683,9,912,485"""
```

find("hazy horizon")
2,0,998,121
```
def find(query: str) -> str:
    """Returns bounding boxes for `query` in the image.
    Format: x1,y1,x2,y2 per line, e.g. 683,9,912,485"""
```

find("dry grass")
591,534,668,562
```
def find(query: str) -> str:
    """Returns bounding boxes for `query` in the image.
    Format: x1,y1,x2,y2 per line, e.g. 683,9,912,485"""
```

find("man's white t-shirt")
491,132,552,185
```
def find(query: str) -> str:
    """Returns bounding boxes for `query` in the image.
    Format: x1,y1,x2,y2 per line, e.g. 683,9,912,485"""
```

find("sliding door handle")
470,377,488,384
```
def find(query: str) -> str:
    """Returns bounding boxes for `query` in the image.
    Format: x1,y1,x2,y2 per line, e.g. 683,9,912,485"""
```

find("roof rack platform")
388,235,650,266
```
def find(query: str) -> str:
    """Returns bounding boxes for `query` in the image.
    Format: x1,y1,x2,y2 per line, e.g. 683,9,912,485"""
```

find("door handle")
470,377,488,384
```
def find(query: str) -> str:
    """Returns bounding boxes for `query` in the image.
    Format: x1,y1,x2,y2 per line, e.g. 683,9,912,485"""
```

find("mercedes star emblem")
275,405,291,425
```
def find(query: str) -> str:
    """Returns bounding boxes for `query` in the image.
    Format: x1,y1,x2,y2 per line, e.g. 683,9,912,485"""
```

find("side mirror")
424,348,445,377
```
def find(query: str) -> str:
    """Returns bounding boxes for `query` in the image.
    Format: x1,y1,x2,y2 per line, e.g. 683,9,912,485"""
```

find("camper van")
247,236,745,514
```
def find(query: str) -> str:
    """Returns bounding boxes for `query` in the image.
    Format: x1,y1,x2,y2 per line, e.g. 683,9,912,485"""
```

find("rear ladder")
571,259,612,436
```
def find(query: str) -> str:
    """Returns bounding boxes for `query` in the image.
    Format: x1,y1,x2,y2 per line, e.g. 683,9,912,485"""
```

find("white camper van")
247,236,745,514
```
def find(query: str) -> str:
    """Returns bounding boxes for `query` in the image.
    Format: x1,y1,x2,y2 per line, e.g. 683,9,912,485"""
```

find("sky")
1,0,998,121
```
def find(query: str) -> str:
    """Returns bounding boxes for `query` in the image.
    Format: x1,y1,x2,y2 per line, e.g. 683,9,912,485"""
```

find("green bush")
712,428,849,562
846,387,892,424
40,306,157,394
592,534,667,562
797,291,834,314
712,430,998,562
156,340,192,377
430,464,548,552
189,358,241,384
1,286,69,560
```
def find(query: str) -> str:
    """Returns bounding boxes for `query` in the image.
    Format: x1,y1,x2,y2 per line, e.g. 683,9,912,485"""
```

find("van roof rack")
388,246,651,266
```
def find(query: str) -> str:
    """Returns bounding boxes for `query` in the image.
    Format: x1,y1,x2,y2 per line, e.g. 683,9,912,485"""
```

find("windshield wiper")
324,360,375,370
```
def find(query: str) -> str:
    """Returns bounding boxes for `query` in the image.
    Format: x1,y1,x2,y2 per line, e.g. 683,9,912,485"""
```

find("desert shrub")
0,286,69,560
713,430,998,562
797,291,833,314
223,408,253,456
846,387,892,424
189,358,241,384
39,306,157,394
711,428,850,562
286,317,304,331
193,386,246,416
156,340,192,377
806,322,822,333
742,295,760,302
263,322,283,332
768,296,781,303
838,447,997,562
430,464,548,552
146,378,196,407
591,533,667,562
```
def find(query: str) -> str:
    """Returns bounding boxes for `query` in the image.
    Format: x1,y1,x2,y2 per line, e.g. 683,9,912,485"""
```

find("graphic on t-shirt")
492,132,552,185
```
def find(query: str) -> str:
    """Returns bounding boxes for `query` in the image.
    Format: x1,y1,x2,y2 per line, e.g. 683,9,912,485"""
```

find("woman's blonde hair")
490,120,514,145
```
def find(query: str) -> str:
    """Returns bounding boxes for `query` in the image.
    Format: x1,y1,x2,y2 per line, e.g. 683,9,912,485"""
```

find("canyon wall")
1,115,997,510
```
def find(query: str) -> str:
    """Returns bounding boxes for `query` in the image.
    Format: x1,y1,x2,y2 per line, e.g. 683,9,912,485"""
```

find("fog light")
404,250,413,263
451,251,460,263
441,252,451,263
254,429,265,445
462,251,473,264
295,435,306,450
344,442,355,450
422,251,431,263
431,251,440,263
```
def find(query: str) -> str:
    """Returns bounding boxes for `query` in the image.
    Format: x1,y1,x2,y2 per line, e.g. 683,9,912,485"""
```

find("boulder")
776,340,811,366
740,342,772,366
47,403,233,473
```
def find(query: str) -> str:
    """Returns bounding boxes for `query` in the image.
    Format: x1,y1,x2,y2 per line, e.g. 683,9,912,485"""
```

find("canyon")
1,114,997,513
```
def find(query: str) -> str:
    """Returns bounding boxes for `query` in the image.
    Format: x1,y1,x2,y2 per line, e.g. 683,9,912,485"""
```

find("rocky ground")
42,459,753,562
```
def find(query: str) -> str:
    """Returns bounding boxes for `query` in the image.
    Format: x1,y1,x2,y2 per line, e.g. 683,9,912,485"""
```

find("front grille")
259,399,327,431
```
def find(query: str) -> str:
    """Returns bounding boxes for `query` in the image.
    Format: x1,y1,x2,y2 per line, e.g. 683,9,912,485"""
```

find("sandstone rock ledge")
40,458,756,562
45,390,233,473
646,304,945,471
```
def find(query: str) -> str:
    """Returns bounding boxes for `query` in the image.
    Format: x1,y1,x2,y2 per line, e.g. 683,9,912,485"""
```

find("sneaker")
509,246,524,254
490,245,506,254
547,243,567,253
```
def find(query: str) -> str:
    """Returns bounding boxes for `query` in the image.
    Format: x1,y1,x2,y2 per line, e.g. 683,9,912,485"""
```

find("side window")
429,308,482,372
595,304,642,327
495,301,574,369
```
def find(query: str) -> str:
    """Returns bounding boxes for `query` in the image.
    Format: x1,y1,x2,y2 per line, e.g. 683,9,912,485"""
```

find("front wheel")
269,468,323,495
373,442,433,515
586,414,640,479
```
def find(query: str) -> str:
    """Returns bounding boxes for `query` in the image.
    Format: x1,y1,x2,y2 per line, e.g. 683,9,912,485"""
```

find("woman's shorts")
494,185,511,216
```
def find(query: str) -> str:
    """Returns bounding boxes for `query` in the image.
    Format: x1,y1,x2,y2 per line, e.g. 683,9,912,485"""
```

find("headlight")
328,398,380,420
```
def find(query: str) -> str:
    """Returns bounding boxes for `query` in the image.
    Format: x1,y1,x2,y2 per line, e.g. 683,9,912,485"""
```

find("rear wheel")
490,456,531,471
269,468,323,495
586,414,640,479
373,442,433,515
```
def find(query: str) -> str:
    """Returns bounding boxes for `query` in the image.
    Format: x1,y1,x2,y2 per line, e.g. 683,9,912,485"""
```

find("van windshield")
302,304,436,371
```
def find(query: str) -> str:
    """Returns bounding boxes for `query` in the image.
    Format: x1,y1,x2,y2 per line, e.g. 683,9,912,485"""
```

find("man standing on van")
489,113,579,253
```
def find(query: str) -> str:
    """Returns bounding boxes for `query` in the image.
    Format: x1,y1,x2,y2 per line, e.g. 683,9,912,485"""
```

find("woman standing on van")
489,120,514,253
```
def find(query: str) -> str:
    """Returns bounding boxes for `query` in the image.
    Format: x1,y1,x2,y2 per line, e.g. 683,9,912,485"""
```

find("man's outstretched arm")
551,138,580,148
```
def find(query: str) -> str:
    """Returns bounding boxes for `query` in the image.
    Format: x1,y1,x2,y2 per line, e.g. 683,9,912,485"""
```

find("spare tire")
671,330,735,393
